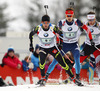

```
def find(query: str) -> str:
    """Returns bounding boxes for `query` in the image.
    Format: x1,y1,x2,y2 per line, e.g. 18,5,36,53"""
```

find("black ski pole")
44,5,48,15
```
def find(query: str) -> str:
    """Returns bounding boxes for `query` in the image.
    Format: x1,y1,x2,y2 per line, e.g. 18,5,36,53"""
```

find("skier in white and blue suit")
44,8,94,86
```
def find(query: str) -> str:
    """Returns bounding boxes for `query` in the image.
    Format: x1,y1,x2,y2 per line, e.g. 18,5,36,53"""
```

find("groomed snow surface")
0,83,100,91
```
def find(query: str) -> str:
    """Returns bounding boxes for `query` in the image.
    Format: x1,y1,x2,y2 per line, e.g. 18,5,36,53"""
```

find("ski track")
0,84,100,91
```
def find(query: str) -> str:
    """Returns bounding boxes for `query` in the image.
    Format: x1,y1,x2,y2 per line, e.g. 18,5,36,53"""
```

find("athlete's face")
42,21,50,29
88,19,96,26
66,14,74,22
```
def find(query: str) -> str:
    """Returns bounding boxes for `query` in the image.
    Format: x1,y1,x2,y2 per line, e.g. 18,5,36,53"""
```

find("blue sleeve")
31,54,39,67
76,19,83,27
22,61,29,72
32,65,37,71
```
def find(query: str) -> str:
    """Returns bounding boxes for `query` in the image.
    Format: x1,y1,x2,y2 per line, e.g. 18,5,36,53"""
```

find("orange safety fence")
0,65,98,85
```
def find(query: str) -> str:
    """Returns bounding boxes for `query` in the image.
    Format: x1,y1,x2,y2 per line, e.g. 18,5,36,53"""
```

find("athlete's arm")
53,25,63,48
53,25,63,35
29,26,39,51
98,22,100,29
75,19,93,41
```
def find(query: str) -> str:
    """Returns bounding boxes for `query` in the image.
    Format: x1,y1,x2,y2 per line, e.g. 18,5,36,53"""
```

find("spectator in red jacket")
2,47,22,69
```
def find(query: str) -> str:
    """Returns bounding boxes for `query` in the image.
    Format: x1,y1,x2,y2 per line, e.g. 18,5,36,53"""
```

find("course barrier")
0,65,98,85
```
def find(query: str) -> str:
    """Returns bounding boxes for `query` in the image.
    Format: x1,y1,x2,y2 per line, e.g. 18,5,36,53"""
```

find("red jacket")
2,53,22,69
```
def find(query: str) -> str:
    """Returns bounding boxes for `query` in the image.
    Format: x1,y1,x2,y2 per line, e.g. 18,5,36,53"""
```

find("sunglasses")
43,22,49,24
88,19,95,21
66,15,73,17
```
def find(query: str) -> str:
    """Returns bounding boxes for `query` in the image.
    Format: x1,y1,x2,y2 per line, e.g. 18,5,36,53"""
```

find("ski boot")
63,77,71,84
74,74,84,86
45,73,50,81
74,78,84,86
39,77,46,86
63,79,68,84
36,76,46,86
36,79,42,85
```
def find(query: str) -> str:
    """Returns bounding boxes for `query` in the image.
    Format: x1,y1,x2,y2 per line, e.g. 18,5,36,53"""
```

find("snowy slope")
0,84,100,91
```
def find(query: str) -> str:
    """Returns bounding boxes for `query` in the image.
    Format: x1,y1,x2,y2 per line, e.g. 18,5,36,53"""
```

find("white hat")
87,14,95,19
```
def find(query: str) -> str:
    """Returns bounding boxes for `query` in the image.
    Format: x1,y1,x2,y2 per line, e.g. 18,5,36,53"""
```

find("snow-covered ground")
0,84,100,91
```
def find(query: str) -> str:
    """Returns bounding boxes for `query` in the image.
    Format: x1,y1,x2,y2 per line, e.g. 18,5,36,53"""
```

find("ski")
27,84,46,88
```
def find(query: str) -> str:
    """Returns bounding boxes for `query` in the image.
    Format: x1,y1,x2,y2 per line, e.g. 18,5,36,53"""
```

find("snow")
0,84,100,91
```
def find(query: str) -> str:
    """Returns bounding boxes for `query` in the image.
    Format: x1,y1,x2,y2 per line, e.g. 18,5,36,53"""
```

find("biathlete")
43,8,94,86
80,11,100,84
29,15,77,86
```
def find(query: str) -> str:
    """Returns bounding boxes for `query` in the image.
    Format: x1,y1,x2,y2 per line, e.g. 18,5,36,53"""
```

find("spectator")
81,56,89,69
15,53,20,58
22,56,34,71
2,47,22,69
89,55,96,84
31,44,39,71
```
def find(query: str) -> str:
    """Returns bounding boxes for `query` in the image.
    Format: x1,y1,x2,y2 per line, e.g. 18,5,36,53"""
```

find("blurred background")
0,0,100,63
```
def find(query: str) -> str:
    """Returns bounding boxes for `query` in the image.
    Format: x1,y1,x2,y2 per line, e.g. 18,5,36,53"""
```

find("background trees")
0,0,100,36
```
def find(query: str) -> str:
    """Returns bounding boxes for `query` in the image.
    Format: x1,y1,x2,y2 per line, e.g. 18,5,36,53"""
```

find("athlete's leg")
39,50,48,77
93,49,100,66
61,42,69,56
72,47,84,86
45,42,73,81
47,58,58,74
50,46,83,86
36,48,48,85
93,45,100,82
93,50,100,84
51,47,74,78
80,44,92,63
71,47,80,75
71,43,84,86
45,42,69,78
45,59,58,80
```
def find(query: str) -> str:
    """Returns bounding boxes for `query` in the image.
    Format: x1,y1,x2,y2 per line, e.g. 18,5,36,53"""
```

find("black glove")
29,46,34,52
90,39,95,47
57,44,63,50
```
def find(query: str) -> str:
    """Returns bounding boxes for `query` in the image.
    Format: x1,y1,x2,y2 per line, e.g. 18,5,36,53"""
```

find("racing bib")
40,37,55,44
64,32,76,39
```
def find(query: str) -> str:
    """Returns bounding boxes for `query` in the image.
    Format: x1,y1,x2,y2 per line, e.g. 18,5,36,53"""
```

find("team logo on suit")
68,27,72,31
44,33,49,37
90,29,94,33
52,49,58,54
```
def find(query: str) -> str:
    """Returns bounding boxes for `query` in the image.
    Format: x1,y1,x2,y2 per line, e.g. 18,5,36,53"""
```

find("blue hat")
8,47,14,53
35,44,39,51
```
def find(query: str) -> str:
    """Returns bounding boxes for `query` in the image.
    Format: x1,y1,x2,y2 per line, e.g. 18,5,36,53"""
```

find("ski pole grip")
44,5,48,9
